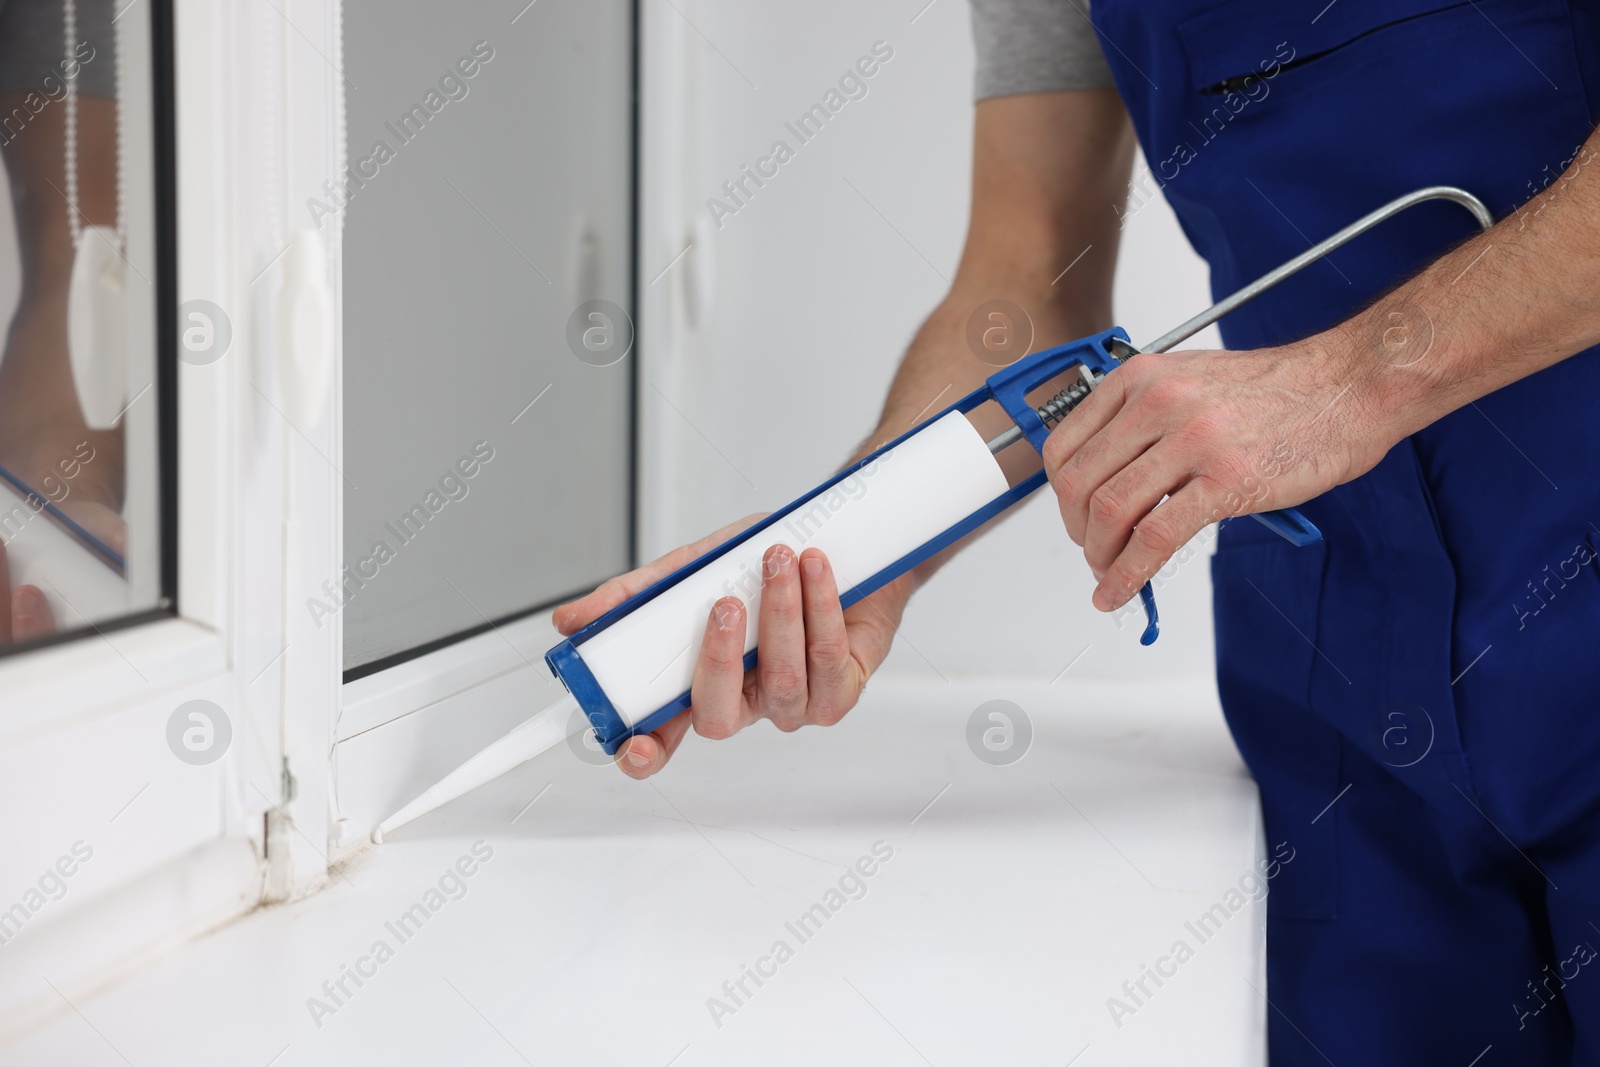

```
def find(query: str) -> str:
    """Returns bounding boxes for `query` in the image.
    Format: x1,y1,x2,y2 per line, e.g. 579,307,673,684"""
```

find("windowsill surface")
5,677,1266,1066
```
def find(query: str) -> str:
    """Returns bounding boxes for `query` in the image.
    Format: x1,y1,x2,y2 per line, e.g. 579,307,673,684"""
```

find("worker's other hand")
0,540,55,646
553,514,910,780
1042,341,1393,612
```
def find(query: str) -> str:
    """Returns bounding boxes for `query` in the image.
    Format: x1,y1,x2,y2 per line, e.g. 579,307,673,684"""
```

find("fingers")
690,597,753,741
754,546,808,731
614,711,693,780
1093,483,1212,611
551,540,701,635
0,543,56,644
553,513,765,635
610,543,878,780
11,586,53,642
798,550,854,726
1079,443,1187,578
1045,410,1161,546
1041,366,1129,482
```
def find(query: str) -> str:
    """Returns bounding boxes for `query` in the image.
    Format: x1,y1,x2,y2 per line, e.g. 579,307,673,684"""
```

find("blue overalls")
1087,1,1600,1061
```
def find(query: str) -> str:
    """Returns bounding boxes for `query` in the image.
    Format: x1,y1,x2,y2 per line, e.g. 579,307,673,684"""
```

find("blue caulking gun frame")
548,186,1495,755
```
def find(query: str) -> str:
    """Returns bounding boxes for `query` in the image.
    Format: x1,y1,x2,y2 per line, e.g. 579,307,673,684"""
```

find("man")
559,0,1600,1060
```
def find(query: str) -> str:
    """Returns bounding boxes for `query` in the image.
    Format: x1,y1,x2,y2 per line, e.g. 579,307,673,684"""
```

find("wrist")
1305,302,1446,451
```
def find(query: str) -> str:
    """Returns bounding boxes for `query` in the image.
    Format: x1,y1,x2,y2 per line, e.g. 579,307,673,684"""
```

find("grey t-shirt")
970,0,1114,100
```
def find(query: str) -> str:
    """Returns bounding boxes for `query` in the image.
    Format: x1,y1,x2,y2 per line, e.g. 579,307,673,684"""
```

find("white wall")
641,0,1224,685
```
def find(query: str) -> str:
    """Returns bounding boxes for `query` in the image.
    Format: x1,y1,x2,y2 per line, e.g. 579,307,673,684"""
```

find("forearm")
855,89,1135,585
866,270,1116,478
862,90,1133,457
873,294,1061,441
1331,131,1600,439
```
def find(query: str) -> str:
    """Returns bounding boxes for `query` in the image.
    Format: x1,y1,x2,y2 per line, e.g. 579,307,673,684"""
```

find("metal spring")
1035,380,1093,428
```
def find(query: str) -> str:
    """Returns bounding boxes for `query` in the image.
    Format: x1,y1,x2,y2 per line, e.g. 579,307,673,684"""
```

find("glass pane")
342,1,634,675
0,0,167,654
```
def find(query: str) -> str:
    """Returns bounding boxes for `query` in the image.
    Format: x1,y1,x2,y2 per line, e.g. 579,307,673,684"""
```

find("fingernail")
624,747,650,769
801,555,823,579
713,599,742,631
763,547,792,580
13,587,42,618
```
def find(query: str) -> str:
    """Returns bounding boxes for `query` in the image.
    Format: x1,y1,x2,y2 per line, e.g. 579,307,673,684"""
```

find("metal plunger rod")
985,423,1026,455
983,185,1494,456
984,375,1094,455
1142,185,1492,354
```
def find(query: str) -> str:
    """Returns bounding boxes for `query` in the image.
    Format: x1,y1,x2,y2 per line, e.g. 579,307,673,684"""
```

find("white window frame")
0,0,344,1036
1,0,655,1033
326,0,655,856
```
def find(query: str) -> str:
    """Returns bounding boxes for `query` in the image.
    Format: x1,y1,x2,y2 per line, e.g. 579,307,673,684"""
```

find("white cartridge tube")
576,411,1011,726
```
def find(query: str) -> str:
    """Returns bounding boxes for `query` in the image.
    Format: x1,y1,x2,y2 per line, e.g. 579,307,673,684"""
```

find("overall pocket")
1212,530,1340,920
1177,0,1477,95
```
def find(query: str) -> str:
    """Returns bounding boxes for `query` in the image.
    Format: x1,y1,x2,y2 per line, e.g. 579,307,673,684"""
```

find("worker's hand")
553,514,911,779
1042,339,1393,612
0,540,55,646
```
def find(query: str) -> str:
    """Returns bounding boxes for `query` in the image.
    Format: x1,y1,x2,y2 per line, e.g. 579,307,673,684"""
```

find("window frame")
328,0,644,848
0,0,347,1031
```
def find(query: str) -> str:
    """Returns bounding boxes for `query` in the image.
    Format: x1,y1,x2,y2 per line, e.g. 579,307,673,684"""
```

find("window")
0,0,346,1022
340,0,637,680
0,0,175,657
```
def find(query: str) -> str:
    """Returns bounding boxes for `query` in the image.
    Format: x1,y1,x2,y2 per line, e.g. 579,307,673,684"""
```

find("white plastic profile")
67,226,130,429
275,229,334,430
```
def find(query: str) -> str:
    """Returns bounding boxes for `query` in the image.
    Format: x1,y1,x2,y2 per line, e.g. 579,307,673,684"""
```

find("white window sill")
2,676,1265,1065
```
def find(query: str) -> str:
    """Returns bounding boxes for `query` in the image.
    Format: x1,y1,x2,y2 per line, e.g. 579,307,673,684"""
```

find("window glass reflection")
0,0,163,651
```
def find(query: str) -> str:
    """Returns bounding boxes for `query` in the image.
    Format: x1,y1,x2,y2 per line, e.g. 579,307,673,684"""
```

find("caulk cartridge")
545,328,1321,756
